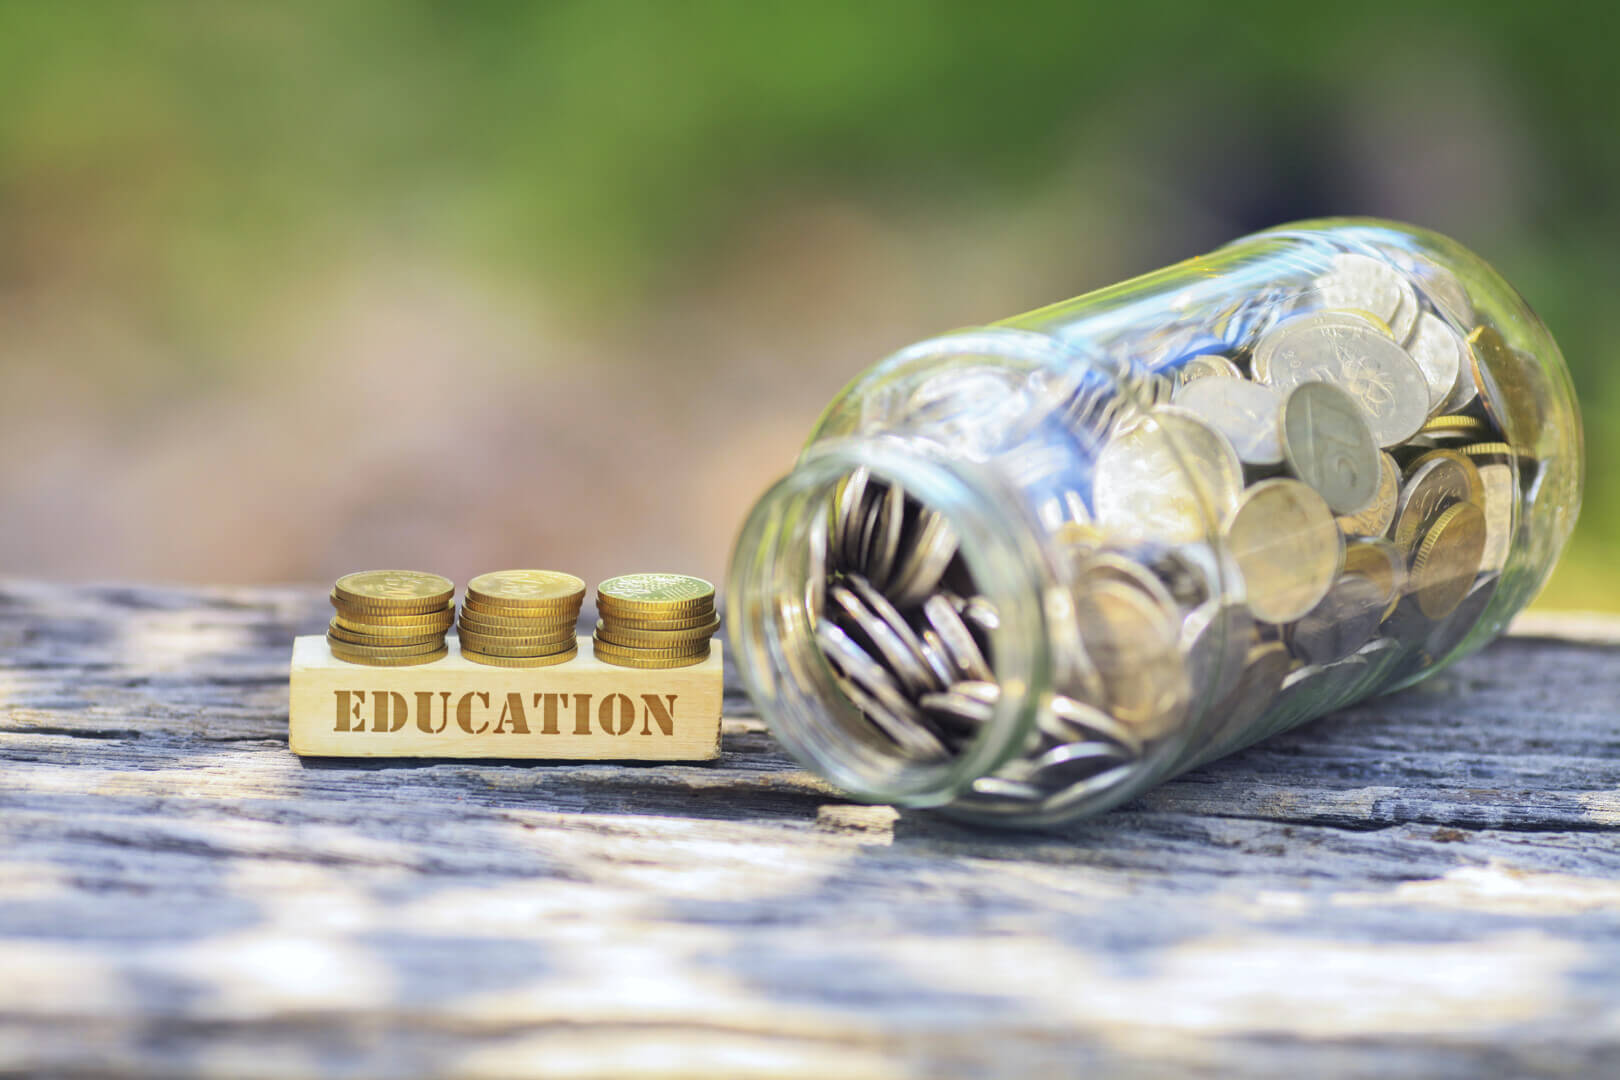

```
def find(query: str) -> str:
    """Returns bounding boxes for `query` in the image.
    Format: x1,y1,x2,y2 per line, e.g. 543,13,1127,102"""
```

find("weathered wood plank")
1,579,1618,1078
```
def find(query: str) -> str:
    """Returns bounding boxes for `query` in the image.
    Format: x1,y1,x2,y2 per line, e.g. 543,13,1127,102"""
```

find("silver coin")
918,684,998,731
1182,641,1291,768
1406,311,1464,413
1281,381,1383,514
816,620,948,761
1286,573,1385,665
846,575,942,693
1314,252,1407,332
830,581,936,697
1093,407,1245,544
835,467,873,568
1079,552,1180,619
1038,694,1145,757
916,628,958,689
885,508,960,610
1072,579,1187,737
1259,315,1430,447
1173,353,1244,389
1252,309,1390,382
1172,376,1286,467
922,594,994,682
866,483,907,590
1336,451,1400,538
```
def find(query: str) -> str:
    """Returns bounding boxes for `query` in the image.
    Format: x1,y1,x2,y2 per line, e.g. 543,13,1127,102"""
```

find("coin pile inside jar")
593,574,720,669
457,570,585,667
328,570,455,666
809,246,1526,817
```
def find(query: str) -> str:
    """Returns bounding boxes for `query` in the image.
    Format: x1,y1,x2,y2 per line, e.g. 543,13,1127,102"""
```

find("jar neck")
726,435,1052,806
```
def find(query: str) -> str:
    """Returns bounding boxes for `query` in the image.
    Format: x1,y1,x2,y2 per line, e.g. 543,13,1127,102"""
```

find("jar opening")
727,438,1047,806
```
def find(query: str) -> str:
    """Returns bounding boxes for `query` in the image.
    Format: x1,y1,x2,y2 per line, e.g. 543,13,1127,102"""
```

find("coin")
456,627,577,650
1188,641,1291,766
1172,376,1285,466
1411,501,1488,618
458,634,580,658
1343,537,1407,615
328,595,454,627
921,594,994,682
816,620,944,757
1252,309,1390,383
1314,253,1412,339
600,609,725,632
466,570,585,610
865,483,907,590
1406,312,1464,411
1260,315,1429,447
1173,353,1243,388
327,621,445,648
829,581,936,696
1421,574,1500,664
1072,580,1186,736
1468,324,1544,447
1281,381,1382,514
1093,408,1244,543
324,635,448,657
458,607,579,633
593,619,720,649
1475,461,1514,573
330,614,451,639
590,633,710,658
1223,478,1343,624
463,646,578,668
1393,450,1484,553
1335,451,1400,537
1286,573,1385,665
329,644,449,667
1419,414,1491,440
596,573,716,616
333,570,455,612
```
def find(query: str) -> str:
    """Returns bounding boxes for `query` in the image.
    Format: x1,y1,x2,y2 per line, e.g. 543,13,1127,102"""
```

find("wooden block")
288,635,722,760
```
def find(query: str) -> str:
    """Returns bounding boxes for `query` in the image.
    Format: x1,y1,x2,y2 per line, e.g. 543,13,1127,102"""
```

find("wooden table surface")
2,580,1618,1079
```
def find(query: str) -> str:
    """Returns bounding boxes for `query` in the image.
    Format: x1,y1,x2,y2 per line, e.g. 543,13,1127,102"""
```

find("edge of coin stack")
457,570,586,667
593,573,720,669
328,570,456,666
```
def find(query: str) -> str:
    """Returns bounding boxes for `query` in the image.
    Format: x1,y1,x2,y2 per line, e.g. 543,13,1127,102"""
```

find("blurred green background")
0,1,1614,607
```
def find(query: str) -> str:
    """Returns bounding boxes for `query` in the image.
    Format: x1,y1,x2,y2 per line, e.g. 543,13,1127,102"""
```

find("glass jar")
727,218,1581,827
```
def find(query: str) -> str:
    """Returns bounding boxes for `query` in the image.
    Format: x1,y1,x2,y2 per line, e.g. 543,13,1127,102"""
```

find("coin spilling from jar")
810,247,1526,817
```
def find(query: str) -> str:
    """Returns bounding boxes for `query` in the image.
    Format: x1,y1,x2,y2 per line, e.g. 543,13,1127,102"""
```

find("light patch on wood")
157,933,394,1018
0,942,133,1013
1579,790,1620,825
1333,862,1620,916
884,931,1577,1041
452,1030,903,1080
815,803,898,840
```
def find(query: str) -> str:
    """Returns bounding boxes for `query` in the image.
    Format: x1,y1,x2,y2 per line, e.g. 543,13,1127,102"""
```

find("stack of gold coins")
327,570,455,666
457,570,585,668
593,573,720,669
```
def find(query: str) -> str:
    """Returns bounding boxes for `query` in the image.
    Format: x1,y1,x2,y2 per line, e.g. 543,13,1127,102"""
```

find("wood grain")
2,578,1618,1078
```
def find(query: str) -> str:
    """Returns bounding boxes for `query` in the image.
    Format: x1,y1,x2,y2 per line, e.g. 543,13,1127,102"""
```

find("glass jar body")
728,219,1582,827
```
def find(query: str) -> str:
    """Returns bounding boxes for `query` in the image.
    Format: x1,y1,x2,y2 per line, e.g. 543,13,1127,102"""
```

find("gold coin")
333,571,455,612
1393,450,1484,553
598,609,723,631
1411,501,1487,619
590,635,711,660
326,634,448,658
1459,441,1514,460
330,605,453,628
329,597,455,629
461,594,583,619
1468,324,1544,447
593,616,720,648
1419,414,1491,437
466,570,586,610
457,617,575,641
1222,478,1343,624
591,645,710,669
462,646,578,668
596,573,716,616
456,629,578,654
1336,451,1400,539
328,620,446,647
457,604,576,629
328,643,449,667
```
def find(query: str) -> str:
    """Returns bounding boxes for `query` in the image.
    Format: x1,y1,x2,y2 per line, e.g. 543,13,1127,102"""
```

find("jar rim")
726,436,1049,806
